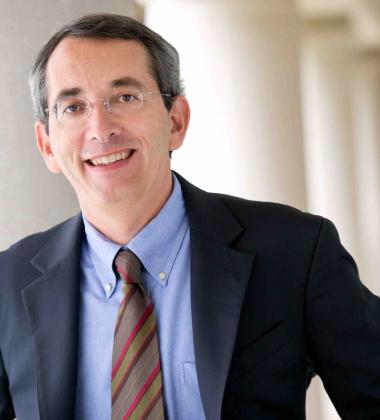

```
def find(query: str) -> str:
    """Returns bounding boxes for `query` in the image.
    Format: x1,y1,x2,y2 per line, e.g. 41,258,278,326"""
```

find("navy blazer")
1,173,380,419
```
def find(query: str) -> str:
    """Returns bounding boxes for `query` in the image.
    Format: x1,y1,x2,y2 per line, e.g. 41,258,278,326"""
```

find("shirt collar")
127,174,188,287
82,216,120,297
82,173,188,293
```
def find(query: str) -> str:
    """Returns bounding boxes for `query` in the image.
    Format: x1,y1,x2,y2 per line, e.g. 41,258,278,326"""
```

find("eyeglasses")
45,88,171,127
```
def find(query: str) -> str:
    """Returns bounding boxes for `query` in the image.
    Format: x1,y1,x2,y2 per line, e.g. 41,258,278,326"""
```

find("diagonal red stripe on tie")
138,384,163,420
112,303,153,378
115,285,138,335
117,266,138,284
112,326,156,404
122,362,161,420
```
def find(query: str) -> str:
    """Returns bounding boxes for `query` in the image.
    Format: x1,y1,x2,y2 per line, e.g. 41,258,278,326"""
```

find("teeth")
90,150,132,166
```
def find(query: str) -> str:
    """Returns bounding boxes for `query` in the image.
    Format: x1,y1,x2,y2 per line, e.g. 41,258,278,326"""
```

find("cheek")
51,130,80,155
138,110,172,149
151,124,172,153
138,127,170,156
50,136,82,171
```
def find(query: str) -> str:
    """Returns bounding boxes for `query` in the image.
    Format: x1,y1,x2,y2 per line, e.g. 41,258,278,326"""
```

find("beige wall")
0,0,138,250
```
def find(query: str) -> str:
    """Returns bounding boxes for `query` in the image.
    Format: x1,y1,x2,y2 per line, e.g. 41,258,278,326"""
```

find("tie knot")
114,249,142,284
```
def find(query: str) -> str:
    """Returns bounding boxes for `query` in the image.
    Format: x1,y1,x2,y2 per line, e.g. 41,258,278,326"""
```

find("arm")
306,218,380,418
0,350,15,420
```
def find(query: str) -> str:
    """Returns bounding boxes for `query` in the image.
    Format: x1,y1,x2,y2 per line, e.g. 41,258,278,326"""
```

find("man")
0,13,379,420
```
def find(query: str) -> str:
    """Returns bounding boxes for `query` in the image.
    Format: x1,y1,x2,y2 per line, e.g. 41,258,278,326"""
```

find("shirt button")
105,283,112,293
159,272,167,281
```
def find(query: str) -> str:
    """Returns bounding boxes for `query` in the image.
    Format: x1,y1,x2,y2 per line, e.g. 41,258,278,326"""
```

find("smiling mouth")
87,150,135,166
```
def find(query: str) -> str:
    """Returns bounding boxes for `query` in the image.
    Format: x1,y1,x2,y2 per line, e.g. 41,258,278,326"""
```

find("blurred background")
1,0,379,418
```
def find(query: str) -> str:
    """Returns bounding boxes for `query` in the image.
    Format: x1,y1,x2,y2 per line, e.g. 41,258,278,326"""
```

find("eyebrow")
53,87,82,104
111,77,146,91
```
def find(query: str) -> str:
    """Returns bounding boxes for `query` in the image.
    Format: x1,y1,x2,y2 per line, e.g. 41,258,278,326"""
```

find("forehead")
46,37,156,100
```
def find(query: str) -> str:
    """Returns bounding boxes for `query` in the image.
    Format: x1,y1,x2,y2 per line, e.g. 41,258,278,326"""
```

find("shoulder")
177,172,324,231
2,225,58,260
176,172,334,249
0,215,79,261
0,214,83,315
211,192,344,262
215,192,310,218
177,171,322,229
214,191,326,234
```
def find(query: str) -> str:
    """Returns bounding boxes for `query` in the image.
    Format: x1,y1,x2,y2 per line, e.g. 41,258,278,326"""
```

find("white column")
0,0,138,250
301,18,359,261
301,18,357,420
351,51,380,296
141,0,307,210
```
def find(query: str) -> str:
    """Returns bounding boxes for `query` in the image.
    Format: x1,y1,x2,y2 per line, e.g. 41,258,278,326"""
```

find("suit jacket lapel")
177,174,255,420
21,214,84,420
191,231,254,420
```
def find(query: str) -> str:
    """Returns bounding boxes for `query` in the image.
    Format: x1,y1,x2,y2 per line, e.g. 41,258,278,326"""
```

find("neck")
81,176,173,245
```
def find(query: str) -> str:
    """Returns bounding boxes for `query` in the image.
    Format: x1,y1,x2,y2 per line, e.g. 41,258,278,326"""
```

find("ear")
168,96,190,151
35,120,61,174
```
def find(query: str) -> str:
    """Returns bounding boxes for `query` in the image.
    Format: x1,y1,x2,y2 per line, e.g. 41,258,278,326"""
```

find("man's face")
36,37,189,212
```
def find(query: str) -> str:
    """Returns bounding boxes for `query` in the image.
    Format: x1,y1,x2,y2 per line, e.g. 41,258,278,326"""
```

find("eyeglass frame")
44,89,172,122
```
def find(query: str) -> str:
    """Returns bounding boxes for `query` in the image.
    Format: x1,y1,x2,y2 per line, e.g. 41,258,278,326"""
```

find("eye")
63,101,87,114
56,99,88,119
117,92,139,104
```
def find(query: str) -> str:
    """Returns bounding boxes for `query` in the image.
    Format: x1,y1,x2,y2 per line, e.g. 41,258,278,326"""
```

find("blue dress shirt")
75,175,206,420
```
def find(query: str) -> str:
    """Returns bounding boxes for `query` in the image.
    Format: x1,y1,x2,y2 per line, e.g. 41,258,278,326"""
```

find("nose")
85,100,120,143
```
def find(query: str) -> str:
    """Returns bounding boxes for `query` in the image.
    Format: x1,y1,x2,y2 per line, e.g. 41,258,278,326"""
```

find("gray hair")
29,13,184,129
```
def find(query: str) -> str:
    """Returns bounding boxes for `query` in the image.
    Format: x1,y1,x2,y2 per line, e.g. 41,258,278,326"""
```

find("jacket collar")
176,173,255,420
30,213,84,272
175,172,243,244
22,214,84,420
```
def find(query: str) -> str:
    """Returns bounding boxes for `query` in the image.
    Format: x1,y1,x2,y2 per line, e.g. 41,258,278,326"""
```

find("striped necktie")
111,249,164,420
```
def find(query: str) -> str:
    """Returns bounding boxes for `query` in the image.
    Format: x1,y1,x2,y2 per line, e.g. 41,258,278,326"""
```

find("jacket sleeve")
0,350,14,420
306,218,380,419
